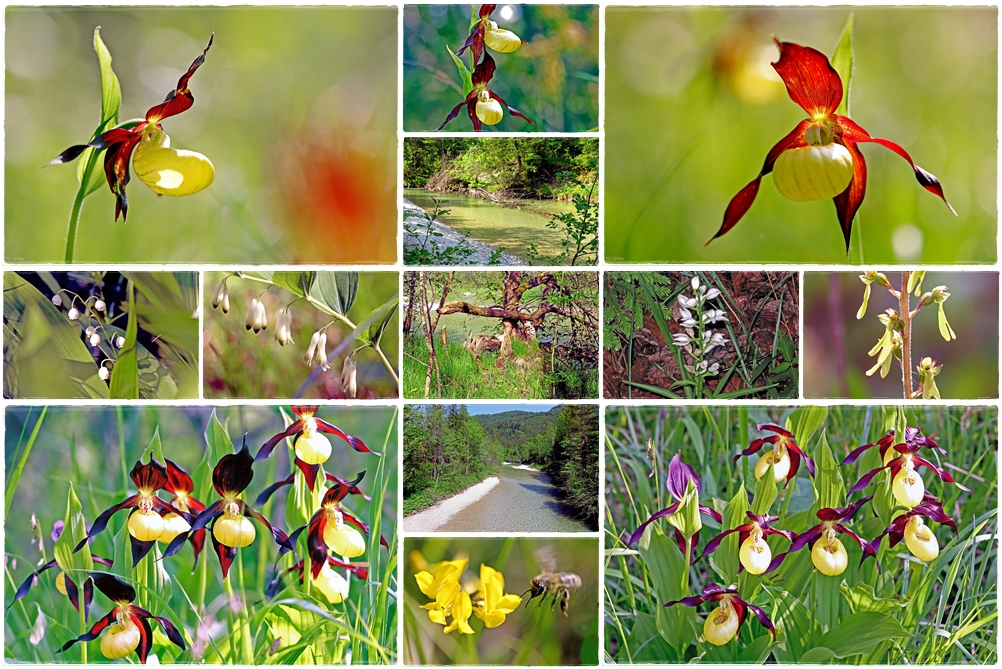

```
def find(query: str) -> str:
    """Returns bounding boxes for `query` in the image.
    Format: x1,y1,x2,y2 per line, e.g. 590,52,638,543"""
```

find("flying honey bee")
521,548,583,617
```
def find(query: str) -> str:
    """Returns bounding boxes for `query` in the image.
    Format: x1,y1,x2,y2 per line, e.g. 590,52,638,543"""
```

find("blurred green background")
605,7,997,263
6,7,397,263
5,405,397,661
404,5,598,132
204,272,399,399
404,537,598,665
804,271,998,398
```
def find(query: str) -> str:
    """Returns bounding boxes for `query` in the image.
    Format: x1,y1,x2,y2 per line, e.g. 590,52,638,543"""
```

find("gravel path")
403,198,527,266
403,476,500,531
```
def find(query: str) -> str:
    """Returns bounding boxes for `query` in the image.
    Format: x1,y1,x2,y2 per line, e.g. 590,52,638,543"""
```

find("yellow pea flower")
443,591,475,635
473,564,523,628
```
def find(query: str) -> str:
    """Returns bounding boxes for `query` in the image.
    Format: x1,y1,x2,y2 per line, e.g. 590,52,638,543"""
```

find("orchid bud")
773,143,854,202
94,299,106,312
67,307,80,321
484,20,522,53
476,90,504,126
305,331,321,365
89,333,101,347
51,294,62,307
132,126,214,197
98,366,110,381
318,333,330,371
341,354,358,399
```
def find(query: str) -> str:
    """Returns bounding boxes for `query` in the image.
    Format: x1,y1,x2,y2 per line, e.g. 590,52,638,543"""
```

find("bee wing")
534,546,558,573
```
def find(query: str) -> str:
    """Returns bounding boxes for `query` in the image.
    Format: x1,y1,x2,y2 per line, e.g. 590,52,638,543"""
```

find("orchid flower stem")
63,153,99,262
899,272,914,399
197,544,208,616
223,575,237,662
78,589,88,664
236,552,253,664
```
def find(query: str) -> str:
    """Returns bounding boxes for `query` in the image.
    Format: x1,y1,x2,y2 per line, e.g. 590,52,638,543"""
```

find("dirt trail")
403,476,501,531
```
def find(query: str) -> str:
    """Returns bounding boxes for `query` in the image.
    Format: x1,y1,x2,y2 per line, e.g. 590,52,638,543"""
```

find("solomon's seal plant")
48,29,214,261
708,35,954,252
856,271,956,399
57,573,186,662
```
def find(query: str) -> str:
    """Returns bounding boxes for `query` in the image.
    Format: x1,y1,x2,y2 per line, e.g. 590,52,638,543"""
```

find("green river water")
432,464,592,533
404,188,573,261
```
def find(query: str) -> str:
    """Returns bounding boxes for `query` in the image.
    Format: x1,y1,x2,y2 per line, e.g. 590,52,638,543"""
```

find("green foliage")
603,272,677,353
605,405,997,664
403,198,477,266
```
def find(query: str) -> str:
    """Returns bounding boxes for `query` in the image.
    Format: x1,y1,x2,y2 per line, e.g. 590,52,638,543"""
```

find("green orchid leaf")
751,461,778,515
447,45,474,96
109,281,139,399
712,484,750,585
831,14,854,117
803,611,909,659
810,429,846,517
53,483,94,575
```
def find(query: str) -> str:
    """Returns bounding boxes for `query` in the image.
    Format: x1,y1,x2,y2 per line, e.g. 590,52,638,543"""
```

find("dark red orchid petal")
699,525,749,560
674,527,701,565
667,451,700,499
833,523,877,565
316,419,373,455
702,582,736,598
788,524,825,554
709,119,812,245
849,465,885,496
242,503,295,555
295,458,323,492
152,614,186,650
292,405,319,418
323,471,367,507
911,456,971,491
57,608,116,655
255,473,297,506
913,432,946,454
145,34,213,123
456,27,486,65
163,499,224,558
134,613,154,663
626,500,682,547
103,133,143,223
758,423,793,439
743,599,777,639
730,596,749,635
328,555,369,579
187,499,227,534
213,444,255,495
699,504,723,523
765,551,790,573
64,574,82,614
914,495,957,531
467,97,483,132
732,435,779,462
785,442,816,478
841,438,880,465
487,89,535,125
836,114,956,216
256,419,306,461
46,144,92,166
164,459,195,495
129,534,158,569
8,559,58,609
131,458,169,493
748,512,778,527
664,594,707,608
872,514,910,553
830,139,866,252
92,572,136,602
189,528,207,566
436,91,479,132
831,495,874,522
330,472,371,500
339,509,370,538
82,576,94,621
771,39,843,117
306,515,329,580
763,525,798,544
480,4,497,18
473,52,497,87
74,493,141,552
209,530,238,579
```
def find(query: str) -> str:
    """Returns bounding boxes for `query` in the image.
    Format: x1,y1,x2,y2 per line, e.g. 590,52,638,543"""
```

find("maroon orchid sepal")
8,555,114,621
163,459,207,565
435,53,535,132
709,38,955,251
57,574,185,664
872,493,957,553
699,512,797,566
455,4,496,63
841,427,945,466
255,470,371,507
47,35,213,222
848,444,970,497
666,582,776,640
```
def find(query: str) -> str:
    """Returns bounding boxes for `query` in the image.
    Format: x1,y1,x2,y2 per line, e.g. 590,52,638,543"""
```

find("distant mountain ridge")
474,407,562,451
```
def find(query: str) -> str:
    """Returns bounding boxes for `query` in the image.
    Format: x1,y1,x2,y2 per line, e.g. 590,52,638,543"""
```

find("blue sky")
464,404,560,416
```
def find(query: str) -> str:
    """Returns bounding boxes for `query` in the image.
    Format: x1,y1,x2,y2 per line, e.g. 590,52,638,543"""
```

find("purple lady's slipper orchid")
769,497,877,576
872,493,956,562
700,512,797,575
732,423,815,486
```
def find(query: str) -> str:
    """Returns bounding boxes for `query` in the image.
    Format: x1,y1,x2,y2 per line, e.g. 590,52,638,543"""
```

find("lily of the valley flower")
256,405,376,492
917,357,943,400
473,564,522,626
848,440,969,508
733,423,815,486
709,39,955,251
436,53,534,132
48,35,215,222
457,4,525,64
626,452,722,564
873,493,956,562
700,512,796,575
73,457,188,568
57,574,185,663
211,282,230,313
666,583,775,646
163,443,293,579
771,497,877,576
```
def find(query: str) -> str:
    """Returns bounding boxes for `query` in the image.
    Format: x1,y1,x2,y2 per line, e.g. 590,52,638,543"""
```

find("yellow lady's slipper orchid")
295,430,333,466
213,503,257,548
444,591,475,635
127,509,165,542
739,533,772,575
754,444,791,482
475,89,504,125
484,20,522,53
903,515,939,562
100,617,141,660
55,571,68,596
891,461,925,508
313,562,350,604
811,531,849,576
132,126,214,197
703,600,740,646
323,517,366,558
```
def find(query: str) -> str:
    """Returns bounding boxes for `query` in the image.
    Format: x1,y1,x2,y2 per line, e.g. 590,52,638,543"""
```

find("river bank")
403,475,501,531
403,198,527,266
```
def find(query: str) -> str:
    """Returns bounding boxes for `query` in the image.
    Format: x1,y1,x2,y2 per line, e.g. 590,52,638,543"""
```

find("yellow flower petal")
133,145,214,197
478,610,507,629
496,594,523,613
